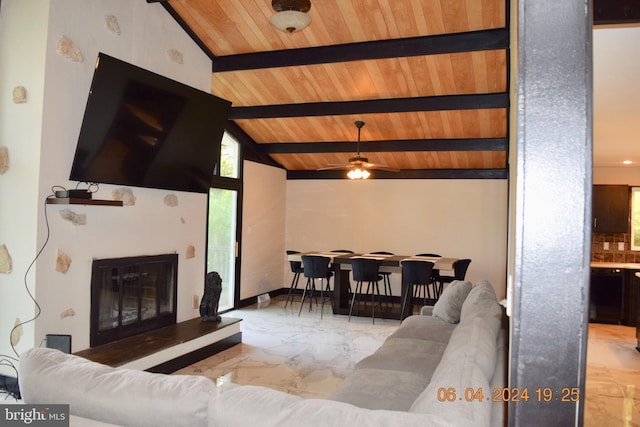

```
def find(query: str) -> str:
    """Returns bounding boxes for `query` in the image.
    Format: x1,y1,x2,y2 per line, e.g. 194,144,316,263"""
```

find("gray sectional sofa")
18,280,506,427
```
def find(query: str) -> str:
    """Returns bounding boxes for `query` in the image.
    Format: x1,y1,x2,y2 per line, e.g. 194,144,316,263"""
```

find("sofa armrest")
19,347,216,427
420,306,434,316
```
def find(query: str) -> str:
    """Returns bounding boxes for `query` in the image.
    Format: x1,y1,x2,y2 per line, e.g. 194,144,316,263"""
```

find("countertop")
591,262,640,270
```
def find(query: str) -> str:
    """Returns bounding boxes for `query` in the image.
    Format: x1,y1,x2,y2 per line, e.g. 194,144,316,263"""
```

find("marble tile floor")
585,323,640,426
175,295,400,398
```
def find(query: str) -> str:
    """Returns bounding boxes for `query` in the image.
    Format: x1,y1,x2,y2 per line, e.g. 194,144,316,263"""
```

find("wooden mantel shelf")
46,197,123,207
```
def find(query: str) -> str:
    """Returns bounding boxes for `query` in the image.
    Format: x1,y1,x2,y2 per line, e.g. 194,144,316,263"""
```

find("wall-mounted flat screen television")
69,53,231,193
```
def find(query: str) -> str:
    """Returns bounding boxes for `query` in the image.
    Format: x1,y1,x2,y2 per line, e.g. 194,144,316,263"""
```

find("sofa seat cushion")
327,368,430,411
354,338,447,380
19,348,216,427
387,315,456,343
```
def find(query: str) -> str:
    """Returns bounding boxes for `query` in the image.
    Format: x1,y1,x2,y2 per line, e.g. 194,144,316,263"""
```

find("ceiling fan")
318,121,400,179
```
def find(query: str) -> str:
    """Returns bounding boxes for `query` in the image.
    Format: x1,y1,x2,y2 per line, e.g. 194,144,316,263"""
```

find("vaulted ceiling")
155,0,510,179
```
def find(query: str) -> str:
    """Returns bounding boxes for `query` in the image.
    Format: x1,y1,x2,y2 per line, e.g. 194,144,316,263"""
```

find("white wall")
240,161,287,300
285,179,509,299
0,0,50,374
0,0,215,355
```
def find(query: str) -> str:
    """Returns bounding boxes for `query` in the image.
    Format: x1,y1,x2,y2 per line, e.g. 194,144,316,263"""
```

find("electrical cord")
74,181,99,193
8,194,53,357
0,194,54,397
0,193,55,399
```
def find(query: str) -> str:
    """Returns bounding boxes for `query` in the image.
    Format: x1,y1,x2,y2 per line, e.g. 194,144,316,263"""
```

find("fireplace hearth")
90,254,178,347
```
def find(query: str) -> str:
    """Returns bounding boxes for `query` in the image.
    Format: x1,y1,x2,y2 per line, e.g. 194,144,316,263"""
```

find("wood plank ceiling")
159,0,509,179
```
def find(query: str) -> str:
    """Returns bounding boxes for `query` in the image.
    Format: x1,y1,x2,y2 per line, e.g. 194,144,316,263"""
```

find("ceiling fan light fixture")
270,0,312,33
348,168,370,180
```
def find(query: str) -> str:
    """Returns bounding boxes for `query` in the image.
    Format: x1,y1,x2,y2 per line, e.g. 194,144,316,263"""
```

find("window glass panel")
220,132,240,178
631,187,640,250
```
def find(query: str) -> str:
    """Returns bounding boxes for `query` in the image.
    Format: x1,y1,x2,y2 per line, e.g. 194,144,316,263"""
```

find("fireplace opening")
90,254,178,347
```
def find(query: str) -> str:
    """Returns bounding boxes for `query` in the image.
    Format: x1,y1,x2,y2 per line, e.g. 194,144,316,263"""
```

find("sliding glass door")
207,188,237,312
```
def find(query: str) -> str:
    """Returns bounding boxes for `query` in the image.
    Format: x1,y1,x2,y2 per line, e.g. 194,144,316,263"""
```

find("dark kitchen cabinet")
590,267,624,324
589,267,639,327
592,185,630,233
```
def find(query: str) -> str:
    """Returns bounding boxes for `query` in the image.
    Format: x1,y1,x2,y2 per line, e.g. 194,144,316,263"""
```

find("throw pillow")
432,280,472,323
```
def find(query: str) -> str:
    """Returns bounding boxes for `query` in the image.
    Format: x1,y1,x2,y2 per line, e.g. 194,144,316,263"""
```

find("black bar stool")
400,260,435,319
370,251,395,306
349,257,384,324
434,259,472,296
284,250,304,309
299,255,333,319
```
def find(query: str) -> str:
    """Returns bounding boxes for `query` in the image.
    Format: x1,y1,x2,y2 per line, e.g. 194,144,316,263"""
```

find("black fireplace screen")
90,254,178,347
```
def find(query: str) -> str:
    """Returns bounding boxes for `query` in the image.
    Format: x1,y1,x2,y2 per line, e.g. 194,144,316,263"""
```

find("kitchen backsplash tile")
592,232,640,263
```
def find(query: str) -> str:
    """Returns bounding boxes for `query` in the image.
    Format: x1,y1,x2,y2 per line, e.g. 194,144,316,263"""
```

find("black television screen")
69,53,231,193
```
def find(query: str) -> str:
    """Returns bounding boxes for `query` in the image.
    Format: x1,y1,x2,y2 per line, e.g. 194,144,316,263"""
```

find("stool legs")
319,277,332,320
298,277,332,319
284,271,301,309
348,280,381,324
298,277,315,317
380,273,393,308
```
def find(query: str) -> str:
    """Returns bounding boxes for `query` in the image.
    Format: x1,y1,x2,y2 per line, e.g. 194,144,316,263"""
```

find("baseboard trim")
239,288,407,308
238,288,290,308
146,331,242,374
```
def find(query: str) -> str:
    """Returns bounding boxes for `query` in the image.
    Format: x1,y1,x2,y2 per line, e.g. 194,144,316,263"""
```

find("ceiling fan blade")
316,122,401,173
317,164,353,171
365,163,401,172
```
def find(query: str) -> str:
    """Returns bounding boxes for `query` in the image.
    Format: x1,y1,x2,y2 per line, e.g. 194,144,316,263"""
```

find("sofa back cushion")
19,347,216,427
409,354,491,424
460,280,498,321
431,280,472,323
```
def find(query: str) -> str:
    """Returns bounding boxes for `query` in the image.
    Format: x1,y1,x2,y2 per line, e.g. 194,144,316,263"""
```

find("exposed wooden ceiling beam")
229,93,508,120
287,168,508,180
260,138,507,154
225,121,282,167
213,29,508,72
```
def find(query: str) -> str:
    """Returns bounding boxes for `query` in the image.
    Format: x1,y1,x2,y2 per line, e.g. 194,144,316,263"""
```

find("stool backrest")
453,259,472,280
351,258,382,282
286,250,303,273
301,255,331,279
416,253,441,258
401,260,435,284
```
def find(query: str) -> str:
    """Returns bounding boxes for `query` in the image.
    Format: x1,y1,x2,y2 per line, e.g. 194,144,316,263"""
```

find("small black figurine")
200,271,223,322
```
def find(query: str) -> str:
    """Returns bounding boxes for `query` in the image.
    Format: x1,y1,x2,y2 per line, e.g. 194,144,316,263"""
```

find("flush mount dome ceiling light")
270,0,312,33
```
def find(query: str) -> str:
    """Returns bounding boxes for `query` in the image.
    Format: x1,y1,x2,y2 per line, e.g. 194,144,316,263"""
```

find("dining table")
287,252,459,320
